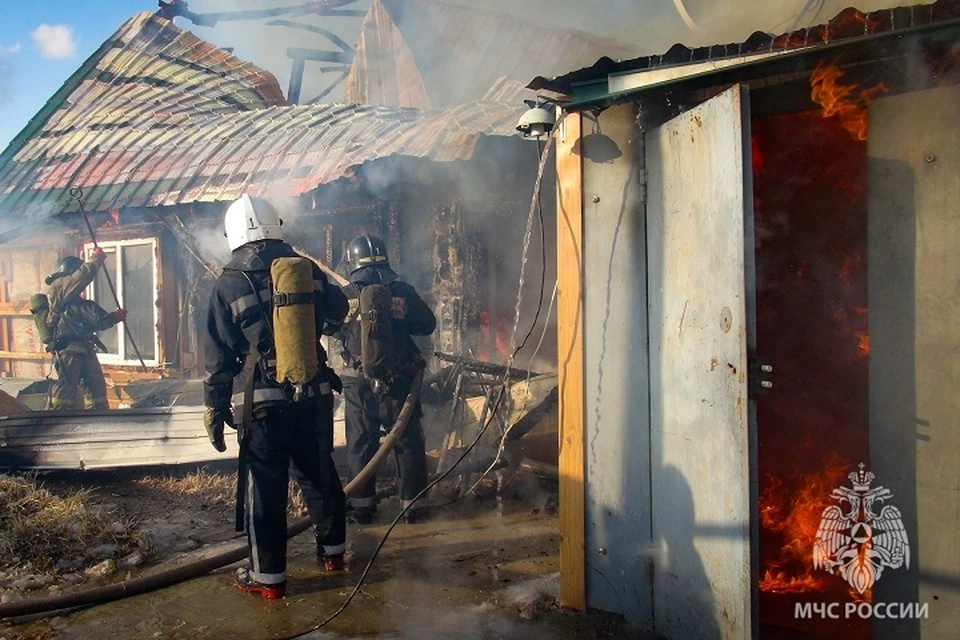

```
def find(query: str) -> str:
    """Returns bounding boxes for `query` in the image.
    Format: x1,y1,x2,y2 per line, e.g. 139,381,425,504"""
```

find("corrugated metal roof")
0,11,524,216
481,77,540,105
347,0,640,107
530,0,960,94
344,0,431,108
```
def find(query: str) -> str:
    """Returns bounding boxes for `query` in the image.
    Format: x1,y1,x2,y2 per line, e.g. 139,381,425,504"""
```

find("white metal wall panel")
0,407,235,470
645,83,753,639
869,84,960,640
581,102,654,629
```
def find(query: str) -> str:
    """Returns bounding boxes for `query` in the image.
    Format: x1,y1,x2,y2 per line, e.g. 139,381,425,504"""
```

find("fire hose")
0,368,423,620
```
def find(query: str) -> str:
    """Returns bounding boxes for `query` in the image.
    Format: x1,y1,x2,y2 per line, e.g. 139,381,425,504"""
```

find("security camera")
517,99,556,139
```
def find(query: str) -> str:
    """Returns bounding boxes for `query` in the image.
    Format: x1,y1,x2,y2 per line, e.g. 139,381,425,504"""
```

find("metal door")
645,83,755,640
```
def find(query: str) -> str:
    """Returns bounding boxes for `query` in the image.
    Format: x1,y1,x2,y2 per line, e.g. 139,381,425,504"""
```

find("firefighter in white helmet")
201,194,349,599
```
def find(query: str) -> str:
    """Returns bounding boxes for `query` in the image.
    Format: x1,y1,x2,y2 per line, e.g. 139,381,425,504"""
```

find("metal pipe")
0,369,424,620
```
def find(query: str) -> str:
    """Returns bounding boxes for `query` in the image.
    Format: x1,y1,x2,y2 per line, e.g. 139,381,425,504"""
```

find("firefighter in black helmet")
44,249,127,410
337,233,436,524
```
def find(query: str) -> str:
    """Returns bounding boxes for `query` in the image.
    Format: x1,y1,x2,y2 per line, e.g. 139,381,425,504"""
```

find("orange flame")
810,61,888,141
477,310,513,363
759,452,851,594
855,331,870,358
831,306,870,359
101,209,120,228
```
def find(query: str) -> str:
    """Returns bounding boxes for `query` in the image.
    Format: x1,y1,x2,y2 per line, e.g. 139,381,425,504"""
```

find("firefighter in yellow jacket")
44,248,127,410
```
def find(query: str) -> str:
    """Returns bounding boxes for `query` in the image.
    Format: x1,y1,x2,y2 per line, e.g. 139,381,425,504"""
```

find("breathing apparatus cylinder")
359,284,397,392
270,257,320,399
29,294,53,349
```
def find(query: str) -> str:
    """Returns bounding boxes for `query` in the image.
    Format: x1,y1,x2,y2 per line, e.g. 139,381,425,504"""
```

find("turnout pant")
344,378,427,512
289,393,347,557
51,348,108,410
244,401,346,584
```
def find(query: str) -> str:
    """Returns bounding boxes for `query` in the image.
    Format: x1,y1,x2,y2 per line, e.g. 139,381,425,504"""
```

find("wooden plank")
0,301,34,316
556,111,586,611
0,350,51,360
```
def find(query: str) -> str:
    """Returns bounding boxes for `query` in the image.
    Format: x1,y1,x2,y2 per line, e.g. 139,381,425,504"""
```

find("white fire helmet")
223,194,283,251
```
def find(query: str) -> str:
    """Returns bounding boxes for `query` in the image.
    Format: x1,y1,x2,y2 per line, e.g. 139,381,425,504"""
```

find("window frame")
83,237,160,367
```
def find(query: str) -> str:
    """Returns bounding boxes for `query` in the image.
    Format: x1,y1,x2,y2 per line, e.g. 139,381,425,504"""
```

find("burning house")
0,2,630,468
533,0,960,638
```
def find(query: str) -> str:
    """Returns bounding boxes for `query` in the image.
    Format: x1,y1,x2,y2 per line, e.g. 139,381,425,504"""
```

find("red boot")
323,554,345,572
234,567,286,599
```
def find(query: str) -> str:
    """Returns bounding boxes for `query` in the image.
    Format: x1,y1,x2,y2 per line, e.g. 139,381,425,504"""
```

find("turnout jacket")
203,240,349,412
46,254,119,354
337,266,436,373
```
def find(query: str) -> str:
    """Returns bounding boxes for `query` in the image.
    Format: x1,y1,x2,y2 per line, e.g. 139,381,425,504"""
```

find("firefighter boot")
315,532,346,572
234,567,286,599
323,555,345,572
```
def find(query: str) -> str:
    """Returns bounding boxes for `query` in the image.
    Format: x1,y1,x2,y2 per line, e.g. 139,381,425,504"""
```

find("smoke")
174,1,931,109
178,0,367,105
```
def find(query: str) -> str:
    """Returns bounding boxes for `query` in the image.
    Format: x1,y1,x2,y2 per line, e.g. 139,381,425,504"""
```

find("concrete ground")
2,496,649,640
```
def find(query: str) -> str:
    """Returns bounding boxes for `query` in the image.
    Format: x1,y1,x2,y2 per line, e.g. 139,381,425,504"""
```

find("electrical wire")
462,134,559,495
464,279,557,497
276,125,560,639
513,137,549,355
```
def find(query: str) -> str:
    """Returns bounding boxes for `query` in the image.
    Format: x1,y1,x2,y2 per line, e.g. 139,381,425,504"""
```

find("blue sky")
0,1,161,151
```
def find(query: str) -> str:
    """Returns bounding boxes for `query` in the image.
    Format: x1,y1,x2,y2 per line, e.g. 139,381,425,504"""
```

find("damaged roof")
346,0,640,108
530,0,960,97
0,12,524,216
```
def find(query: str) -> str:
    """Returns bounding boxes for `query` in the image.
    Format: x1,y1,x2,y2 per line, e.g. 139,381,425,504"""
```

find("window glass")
92,248,119,355
122,244,156,360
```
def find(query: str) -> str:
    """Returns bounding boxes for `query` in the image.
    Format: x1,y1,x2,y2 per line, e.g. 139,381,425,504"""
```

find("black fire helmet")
45,256,84,285
345,233,391,275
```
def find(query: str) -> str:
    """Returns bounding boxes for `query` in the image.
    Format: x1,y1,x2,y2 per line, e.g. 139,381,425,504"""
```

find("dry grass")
133,468,309,518
135,467,235,507
0,474,136,573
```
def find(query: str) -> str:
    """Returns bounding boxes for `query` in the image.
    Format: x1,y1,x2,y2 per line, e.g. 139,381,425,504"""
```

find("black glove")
203,407,235,453
324,365,343,394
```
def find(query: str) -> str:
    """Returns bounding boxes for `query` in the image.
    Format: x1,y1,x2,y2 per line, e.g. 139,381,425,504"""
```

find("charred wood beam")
505,386,558,443
153,211,221,278
267,19,356,54
432,352,538,380
159,0,363,27
288,57,306,104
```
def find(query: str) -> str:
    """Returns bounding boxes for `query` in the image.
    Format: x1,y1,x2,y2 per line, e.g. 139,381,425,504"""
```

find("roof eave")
562,18,960,111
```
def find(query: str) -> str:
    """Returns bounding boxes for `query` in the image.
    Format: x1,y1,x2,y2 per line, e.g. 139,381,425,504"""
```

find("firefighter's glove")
203,407,235,453
92,247,106,262
324,365,343,394
110,308,128,323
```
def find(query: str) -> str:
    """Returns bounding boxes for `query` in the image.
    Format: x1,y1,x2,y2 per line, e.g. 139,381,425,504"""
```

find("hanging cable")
464,279,557,497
